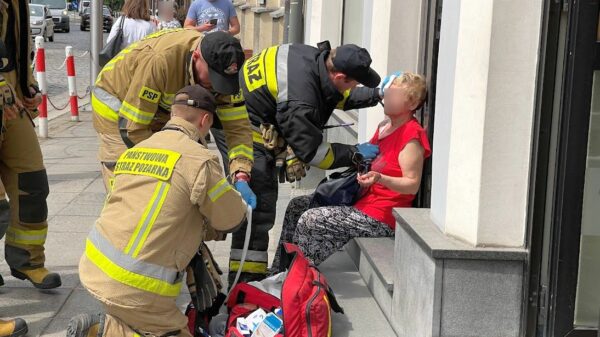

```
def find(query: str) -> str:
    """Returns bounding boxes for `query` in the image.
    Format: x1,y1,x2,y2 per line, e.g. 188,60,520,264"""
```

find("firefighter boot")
0,318,28,337
10,267,61,289
66,313,105,337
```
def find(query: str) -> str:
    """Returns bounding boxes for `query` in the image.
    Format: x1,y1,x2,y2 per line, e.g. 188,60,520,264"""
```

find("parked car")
30,4,55,42
80,7,113,32
78,0,90,15
30,0,70,33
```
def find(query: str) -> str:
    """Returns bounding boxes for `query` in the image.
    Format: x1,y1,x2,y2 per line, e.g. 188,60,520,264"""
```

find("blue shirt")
186,0,237,33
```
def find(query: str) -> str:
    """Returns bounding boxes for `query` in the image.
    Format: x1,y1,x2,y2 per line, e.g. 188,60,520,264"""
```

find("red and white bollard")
65,46,79,122
35,36,48,138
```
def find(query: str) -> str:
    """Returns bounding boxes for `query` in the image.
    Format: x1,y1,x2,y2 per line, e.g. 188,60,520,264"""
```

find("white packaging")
236,317,251,336
251,313,283,337
246,308,268,331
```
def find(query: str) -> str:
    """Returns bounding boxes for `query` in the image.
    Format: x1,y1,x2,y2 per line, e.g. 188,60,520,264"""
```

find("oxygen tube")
226,204,253,299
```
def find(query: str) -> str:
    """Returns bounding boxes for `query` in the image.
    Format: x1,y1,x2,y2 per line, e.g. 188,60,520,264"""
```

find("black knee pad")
18,170,49,223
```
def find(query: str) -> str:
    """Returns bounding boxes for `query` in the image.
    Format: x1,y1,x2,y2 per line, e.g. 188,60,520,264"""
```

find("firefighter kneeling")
67,85,247,337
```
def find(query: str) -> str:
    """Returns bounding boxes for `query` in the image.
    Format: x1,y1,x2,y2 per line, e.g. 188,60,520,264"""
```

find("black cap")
200,31,245,95
332,44,381,88
173,85,217,114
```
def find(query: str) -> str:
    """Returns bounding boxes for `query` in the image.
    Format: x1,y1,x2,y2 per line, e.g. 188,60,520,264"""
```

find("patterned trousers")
272,195,394,272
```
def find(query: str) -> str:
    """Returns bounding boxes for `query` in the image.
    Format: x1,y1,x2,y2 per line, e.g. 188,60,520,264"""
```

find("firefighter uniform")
92,29,253,190
0,0,60,288
77,114,246,337
223,43,382,282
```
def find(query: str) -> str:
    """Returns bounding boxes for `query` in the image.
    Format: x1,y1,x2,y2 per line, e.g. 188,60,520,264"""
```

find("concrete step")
345,237,395,322
319,250,397,337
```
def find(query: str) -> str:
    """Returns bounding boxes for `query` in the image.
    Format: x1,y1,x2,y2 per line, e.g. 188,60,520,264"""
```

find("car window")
30,0,66,9
103,8,111,16
30,5,44,17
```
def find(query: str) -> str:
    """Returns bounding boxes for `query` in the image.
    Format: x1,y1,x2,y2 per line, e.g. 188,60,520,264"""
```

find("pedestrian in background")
184,0,240,35
108,0,156,50
157,1,181,30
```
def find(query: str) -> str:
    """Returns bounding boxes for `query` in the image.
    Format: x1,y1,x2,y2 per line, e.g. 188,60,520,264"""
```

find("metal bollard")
35,36,48,138
65,46,79,122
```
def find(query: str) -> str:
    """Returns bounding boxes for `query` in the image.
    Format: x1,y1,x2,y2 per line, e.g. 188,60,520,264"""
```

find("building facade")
295,0,600,336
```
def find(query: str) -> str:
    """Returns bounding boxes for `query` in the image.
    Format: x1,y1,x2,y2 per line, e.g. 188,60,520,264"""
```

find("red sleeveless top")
353,118,431,229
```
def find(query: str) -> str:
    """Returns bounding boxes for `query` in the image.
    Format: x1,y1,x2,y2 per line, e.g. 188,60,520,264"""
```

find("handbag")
310,167,363,207
99,15,125,67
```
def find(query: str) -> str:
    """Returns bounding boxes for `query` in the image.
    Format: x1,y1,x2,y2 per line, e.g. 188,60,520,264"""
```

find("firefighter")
216,42,382,283
67,85,247,337
0,0,61,290
92,29,256,209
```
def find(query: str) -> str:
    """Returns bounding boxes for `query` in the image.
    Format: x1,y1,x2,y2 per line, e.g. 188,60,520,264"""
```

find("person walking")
107,0,156,50
184,0,240,35
67,85,247,337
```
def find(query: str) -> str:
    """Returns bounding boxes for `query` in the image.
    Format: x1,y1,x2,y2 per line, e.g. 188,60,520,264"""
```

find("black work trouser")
211,128,278,285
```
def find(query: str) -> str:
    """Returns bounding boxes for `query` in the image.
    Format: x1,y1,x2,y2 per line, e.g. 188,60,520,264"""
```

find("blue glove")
379,71,403,97
234,181,257,210
356,143,380,160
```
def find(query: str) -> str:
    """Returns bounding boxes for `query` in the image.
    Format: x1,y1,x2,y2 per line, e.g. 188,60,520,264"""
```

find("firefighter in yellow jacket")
92,29,256,208
0,0,61,291
67,85,247,337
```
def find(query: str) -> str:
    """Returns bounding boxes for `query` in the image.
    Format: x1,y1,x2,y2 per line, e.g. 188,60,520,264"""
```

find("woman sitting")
272,72,431,270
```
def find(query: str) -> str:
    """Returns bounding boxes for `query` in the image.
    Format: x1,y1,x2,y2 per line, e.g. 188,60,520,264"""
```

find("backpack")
225,243,344,337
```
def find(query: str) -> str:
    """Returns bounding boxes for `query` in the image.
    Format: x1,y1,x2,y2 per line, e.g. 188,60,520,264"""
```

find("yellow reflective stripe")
92,94,119,122
85,239,181,297
335,89,351,110
0,80,7,86
264,47,278,100
120,101,155,125
5,227,47,245
316,149,335,170
228,144,253,161
229,261,268,274
208,178,233,202
124,181,171,257
216,106,249,121
310,143,336,169
252,131,264,144
324,294,332,337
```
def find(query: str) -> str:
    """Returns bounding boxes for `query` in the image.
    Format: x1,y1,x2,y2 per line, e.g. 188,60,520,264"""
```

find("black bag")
310,167,363,207
99,15,125,67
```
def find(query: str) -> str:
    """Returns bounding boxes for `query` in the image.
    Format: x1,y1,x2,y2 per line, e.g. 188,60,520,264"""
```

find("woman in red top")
272,72,431,270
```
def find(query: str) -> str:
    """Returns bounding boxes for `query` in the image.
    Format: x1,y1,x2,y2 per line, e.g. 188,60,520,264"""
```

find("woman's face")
159,6,173,20
383,85,416,117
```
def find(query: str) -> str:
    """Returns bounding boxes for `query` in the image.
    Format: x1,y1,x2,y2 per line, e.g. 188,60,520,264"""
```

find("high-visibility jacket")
80,117,246,307
92,29,253,175
240,44,382,170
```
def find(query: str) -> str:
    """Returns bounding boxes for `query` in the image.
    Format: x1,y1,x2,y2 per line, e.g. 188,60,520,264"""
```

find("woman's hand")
357,171,381,188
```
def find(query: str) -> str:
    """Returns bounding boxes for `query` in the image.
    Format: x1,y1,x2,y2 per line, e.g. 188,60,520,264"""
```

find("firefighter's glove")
260,123,285,151
285,147,309,183
234,181,257,210
191,244,223,311
379,71,403,98
356,143,380,160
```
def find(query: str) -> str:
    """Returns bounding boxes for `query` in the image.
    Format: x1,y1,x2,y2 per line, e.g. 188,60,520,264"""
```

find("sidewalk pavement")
0,111,299,336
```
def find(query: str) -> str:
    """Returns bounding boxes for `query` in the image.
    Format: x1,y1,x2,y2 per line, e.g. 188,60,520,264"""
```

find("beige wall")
431,0,543,247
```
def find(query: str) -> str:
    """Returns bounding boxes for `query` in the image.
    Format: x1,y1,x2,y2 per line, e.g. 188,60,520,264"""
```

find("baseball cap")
173,85,217,114
332,44,381,88
200,31,245,95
